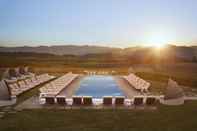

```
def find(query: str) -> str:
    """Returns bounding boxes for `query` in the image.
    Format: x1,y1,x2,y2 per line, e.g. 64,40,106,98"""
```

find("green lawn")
1,101,197,131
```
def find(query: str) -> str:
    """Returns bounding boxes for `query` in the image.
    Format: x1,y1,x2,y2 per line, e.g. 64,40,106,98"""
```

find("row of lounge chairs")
124,73,150,92
84,70,116,75
5,74,55,98
84,71,109,75
39,72,78,95
41,96,158,107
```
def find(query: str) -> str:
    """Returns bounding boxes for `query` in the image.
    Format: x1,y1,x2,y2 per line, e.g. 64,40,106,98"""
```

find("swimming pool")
75,75,125,98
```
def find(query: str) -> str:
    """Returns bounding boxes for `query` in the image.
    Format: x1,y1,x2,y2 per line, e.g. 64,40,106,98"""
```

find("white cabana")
161,79,184,105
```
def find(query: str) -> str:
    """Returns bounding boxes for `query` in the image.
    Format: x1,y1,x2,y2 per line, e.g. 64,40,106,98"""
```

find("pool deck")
58,75,84,98
15,75,143,110
114,76,141,98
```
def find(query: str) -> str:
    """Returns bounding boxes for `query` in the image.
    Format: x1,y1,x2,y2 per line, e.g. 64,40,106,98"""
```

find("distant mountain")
0,45,197,60
122,45,197,60
0,45,120,56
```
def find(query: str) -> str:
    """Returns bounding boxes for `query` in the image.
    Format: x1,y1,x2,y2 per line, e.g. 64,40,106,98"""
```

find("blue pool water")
75,75,125,98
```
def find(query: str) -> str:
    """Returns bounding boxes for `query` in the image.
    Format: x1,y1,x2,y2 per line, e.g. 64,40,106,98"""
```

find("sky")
0,0,197,47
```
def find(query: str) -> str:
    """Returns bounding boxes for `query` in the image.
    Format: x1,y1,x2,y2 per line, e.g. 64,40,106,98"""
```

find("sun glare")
145,35,168,49
144,30,175,49
148,42,166,49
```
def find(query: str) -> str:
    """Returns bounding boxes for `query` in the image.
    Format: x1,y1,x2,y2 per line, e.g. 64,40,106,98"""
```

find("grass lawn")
0,101,197,131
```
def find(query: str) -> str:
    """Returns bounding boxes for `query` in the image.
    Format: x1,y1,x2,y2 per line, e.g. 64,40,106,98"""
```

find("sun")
149,42,166,49
143,30,174,49
145,35,168,48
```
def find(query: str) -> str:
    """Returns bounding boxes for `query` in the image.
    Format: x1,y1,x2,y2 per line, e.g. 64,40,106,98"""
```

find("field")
1,101,197,131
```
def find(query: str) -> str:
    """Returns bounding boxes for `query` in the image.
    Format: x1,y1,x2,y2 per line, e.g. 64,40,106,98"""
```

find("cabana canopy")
19,67,27,74
0,80,10,100
14,67,21,77
1,68,10,79
8,68,18,78
164,79,184,100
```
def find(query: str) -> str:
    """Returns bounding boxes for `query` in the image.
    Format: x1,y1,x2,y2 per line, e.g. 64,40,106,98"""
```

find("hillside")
0,45,120,56
0,45,197,60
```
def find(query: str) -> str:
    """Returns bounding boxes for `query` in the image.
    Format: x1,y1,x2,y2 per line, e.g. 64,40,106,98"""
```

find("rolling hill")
0,45,197,61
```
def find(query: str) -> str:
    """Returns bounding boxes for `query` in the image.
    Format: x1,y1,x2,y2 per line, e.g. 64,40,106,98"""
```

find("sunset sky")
0,0,197,47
